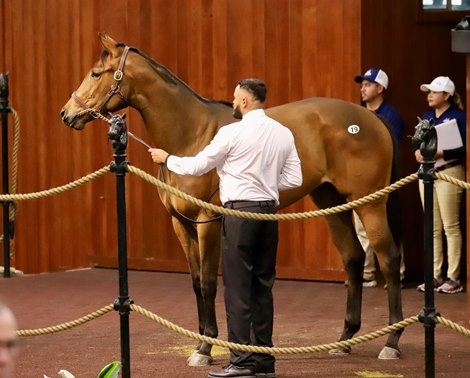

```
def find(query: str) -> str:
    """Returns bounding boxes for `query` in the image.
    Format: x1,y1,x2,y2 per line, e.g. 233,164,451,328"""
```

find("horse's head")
60,33,131,130
411,117,437,155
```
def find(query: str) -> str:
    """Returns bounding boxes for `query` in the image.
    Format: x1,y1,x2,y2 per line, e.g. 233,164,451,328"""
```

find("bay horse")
60,33,403,364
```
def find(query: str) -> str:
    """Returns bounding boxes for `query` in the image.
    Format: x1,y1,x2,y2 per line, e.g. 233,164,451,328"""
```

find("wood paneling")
0,0,360,279
1,0,465,284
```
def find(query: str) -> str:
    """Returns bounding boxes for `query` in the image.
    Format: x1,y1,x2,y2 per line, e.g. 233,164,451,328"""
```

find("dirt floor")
0,268,469,378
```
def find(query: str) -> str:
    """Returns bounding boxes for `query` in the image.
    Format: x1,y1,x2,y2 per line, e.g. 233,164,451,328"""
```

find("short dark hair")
237,78,267,103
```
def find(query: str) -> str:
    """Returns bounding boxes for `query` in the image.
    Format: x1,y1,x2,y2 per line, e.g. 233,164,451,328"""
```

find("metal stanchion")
108,113,132,378
0,73,11,278
417,122,437,378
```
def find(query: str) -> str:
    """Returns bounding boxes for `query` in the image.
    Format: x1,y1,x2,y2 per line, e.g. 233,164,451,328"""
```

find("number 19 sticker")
348,125,360,134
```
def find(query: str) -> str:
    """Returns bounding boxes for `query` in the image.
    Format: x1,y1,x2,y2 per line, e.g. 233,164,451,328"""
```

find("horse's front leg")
189,221,221,364
172,217,221,366
171,217,213,365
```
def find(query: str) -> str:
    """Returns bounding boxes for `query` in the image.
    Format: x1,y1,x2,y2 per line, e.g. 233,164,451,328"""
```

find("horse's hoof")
187,350,213,366
378,346,401,360
328,346,351,356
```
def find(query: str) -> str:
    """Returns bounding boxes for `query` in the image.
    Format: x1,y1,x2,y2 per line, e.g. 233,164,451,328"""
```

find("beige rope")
9,108,20,218
16,304,114,336
15,302,470,354
435,172,470,190
0,108,20,251
130,303,417,354
0,166,110,201
436,316,470,337
127,165,418,221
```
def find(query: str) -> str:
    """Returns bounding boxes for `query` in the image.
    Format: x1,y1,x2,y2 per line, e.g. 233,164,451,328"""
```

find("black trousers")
222,200,278,370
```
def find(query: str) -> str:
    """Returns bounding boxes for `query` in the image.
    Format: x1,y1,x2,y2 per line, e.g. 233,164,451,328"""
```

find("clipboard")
434,119,463,168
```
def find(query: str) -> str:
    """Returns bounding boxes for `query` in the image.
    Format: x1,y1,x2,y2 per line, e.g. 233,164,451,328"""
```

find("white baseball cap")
420,76,455,96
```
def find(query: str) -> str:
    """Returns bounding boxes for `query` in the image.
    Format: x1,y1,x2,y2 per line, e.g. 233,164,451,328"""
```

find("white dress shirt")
166,109,302,205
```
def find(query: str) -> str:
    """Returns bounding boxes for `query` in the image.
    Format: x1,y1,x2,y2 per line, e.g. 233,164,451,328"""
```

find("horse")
60,33,403,364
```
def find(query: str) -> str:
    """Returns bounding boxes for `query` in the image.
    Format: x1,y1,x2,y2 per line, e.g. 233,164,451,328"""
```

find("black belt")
224,200,276,209
435,161,462,172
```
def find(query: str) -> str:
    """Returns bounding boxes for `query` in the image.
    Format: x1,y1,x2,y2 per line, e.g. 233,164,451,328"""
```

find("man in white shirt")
149,78,302,378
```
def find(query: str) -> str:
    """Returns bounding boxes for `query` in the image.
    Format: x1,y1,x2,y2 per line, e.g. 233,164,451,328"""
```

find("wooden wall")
0,0,467,284
0,0,360,279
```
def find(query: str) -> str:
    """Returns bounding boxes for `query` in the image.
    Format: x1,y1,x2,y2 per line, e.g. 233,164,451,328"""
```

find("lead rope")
80,108,222,224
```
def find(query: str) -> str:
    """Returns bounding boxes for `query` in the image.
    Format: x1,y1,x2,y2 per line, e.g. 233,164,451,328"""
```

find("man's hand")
148,148,170,164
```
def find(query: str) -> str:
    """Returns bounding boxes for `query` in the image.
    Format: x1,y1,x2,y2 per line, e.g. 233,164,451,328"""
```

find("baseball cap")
354,68,389,89
420,76,455,96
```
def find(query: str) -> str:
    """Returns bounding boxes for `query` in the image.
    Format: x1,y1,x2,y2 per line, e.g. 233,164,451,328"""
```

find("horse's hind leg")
358,202,403,359
311,184,365,354
171,218,219,366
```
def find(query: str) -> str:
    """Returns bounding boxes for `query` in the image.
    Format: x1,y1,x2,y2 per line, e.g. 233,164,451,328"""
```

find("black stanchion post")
417,122,437,378
108,113,132,378
0,73,11,278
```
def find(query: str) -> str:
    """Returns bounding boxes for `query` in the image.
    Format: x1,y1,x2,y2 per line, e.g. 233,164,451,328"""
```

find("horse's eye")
90,71,101,78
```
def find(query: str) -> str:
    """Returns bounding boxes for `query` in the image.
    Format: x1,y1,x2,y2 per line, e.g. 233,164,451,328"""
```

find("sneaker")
362,279,377,288
417,277,443,292
344,278,377,287
437,279,463,294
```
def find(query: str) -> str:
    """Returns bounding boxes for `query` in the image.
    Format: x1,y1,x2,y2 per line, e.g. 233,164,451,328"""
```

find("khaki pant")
353,212,405,281
418,164,465,281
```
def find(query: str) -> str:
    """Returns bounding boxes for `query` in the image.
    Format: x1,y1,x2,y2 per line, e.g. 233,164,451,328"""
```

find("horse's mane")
117,44,231,108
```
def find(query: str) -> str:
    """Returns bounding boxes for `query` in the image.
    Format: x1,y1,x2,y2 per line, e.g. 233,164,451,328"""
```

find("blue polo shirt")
422,105,466,162
375,101,405,143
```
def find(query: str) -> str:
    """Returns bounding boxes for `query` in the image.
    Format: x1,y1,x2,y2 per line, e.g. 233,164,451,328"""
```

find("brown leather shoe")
208,364,256,378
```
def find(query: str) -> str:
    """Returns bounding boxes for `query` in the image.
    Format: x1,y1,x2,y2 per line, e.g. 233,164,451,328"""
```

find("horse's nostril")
60,109,65,119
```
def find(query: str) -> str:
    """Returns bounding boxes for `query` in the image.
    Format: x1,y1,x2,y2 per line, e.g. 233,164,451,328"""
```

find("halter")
72,45,222,224
72,46,131,121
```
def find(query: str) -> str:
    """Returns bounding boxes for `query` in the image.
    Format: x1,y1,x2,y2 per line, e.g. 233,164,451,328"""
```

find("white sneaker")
362,279,377,288
417,277,443,292
437,279,463,294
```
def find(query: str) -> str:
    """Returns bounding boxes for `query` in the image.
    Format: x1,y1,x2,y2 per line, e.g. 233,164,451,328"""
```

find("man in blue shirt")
353,68,405,288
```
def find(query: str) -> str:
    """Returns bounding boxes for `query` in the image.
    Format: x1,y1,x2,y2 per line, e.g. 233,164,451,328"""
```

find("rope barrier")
130,304,417,354
435,171,470,190
0,164,464,225
0,166,110,201
0,107,20,251
0,157,466,353
436,316,470,338
15,303,470,355
127,165,419,221
16,304,114,336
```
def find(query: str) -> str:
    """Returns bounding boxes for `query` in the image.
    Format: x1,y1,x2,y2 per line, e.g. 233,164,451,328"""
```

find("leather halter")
72,46,131,119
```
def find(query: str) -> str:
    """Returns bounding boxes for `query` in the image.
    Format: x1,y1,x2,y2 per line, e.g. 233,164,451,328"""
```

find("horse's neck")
128,61,220,155
143,97,214,154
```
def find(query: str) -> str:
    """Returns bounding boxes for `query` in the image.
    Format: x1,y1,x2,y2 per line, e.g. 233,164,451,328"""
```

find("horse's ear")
98,32,121,58
122,113,127,120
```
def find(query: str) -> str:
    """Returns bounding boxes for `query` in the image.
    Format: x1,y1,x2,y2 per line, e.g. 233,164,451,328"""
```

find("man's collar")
242,108,265,120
